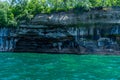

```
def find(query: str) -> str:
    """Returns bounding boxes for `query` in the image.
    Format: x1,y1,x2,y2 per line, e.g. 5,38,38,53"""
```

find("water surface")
0,53,120,80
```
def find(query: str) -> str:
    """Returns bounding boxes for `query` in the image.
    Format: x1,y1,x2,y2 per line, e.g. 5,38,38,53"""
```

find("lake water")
0,53,120,80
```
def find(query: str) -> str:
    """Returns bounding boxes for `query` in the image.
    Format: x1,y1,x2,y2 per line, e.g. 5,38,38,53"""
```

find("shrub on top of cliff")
0,1,8,27
0,9,7,27
0,8,17,28
7,9,17,27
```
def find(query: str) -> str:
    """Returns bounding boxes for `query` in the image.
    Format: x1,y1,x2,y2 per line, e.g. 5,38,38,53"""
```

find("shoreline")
0,50,120,55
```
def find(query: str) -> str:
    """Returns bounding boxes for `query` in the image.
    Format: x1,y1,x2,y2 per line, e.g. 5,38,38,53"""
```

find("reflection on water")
0,53,120,80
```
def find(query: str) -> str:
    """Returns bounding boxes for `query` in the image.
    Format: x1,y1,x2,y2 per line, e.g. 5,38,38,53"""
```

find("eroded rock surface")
31,9,120,26
1,9,120,54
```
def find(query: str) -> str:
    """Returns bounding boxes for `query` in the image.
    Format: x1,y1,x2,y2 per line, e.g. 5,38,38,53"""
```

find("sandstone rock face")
13,25,120,54
0,28,17,51
14,9,120,54
1,9,120,54
14,27,84,54
31,9,120,26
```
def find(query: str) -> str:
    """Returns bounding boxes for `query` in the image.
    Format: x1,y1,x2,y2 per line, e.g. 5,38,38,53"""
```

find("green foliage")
0,1,17,27
116,0,120,6
7,9,17,27
0,1,8,27
0,9,7,27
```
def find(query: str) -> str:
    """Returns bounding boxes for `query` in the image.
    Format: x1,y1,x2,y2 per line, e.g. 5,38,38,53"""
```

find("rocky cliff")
1,8,120,54
31,8,120,26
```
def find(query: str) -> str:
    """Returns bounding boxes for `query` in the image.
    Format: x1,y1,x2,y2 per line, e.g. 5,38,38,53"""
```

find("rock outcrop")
31,8,120,26
1,8,120,54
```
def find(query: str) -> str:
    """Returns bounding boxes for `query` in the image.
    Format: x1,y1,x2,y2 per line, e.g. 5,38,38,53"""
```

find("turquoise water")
0,53,120,80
